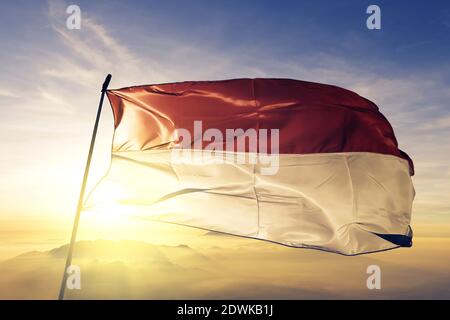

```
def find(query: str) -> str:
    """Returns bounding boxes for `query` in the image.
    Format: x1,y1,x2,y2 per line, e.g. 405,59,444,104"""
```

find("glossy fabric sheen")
92,78,416,255
85,151,414,255
106,78,414,174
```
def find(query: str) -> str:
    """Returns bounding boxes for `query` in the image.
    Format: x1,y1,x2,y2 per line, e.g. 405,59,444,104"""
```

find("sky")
0,0,450,257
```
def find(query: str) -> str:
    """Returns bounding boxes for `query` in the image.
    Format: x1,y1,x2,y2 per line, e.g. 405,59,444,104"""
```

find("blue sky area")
0,0,449,224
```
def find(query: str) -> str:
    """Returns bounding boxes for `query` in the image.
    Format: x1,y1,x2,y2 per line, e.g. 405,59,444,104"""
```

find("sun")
82,180,131,230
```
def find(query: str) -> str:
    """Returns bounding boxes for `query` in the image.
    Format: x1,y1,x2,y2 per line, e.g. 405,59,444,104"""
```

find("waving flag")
85,78,414,255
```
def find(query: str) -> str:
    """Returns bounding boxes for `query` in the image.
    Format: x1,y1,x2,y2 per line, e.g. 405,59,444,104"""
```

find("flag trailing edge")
84,78,414,255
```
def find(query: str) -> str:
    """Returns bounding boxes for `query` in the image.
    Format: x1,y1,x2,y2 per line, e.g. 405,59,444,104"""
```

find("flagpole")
58,74,112,300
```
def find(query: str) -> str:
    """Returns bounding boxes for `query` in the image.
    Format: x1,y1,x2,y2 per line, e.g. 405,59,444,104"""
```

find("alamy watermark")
171,121,280,176
366,5,381,30
66,4,81,30
366,265,381,290
65,265,81,290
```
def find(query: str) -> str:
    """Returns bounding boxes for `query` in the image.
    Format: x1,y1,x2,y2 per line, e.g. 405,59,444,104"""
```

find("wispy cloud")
420,115,450,130
45,0,143,88
0,88,19,98
0,0,449,222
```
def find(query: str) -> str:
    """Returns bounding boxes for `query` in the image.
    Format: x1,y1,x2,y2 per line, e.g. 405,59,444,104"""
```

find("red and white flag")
85,78,414,255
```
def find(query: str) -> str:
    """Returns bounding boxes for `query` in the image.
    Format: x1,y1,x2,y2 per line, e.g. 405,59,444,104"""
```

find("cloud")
1,0,450,225
28,1,450,221
420,115,450,130
45,0,143,89
2,239,450,299
0,88,19,98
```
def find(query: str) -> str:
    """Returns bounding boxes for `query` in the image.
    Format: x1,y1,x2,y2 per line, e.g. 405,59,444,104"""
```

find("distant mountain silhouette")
47,239,205,263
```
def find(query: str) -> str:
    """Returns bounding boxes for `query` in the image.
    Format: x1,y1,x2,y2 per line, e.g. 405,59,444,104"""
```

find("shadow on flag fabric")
84,78,414,255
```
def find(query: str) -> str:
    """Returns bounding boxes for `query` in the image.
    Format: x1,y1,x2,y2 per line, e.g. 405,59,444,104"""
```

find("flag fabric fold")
85,78,414,255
